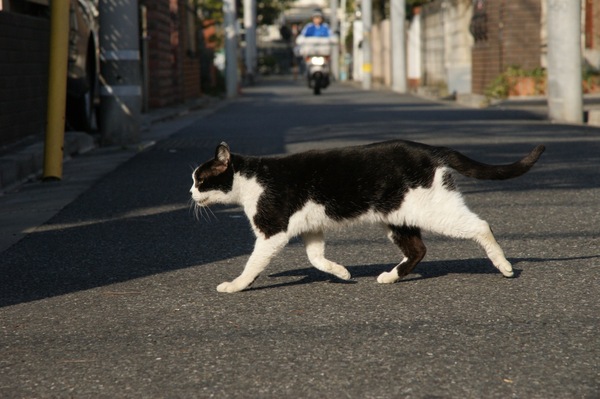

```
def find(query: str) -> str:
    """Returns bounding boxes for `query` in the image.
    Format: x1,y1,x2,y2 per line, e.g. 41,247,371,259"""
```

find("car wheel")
67,54,97,131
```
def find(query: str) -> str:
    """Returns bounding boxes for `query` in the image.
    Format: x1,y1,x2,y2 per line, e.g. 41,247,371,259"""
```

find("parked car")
6,0,100,131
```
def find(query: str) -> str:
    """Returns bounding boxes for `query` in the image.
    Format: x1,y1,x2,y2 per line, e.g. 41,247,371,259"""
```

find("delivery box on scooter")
296,36,335,56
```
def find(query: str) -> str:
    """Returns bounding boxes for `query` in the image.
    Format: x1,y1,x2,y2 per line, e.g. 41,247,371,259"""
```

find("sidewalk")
484,93,600,124
0,96,221,194
0,96,224,253
347,78,600,124
454,92,600,124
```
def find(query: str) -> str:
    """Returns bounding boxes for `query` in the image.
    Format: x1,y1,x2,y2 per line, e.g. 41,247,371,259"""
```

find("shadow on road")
259,253,600,291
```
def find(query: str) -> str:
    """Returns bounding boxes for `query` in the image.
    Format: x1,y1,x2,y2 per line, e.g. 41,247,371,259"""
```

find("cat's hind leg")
419,195,514,278
217,233,289,293
302,231,351,280
471,221,514,277
439,217,514,277
378,225,426,284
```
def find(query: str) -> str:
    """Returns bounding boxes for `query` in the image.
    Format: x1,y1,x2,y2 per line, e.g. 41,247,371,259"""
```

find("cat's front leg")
302,231,351,280
217,233,289,293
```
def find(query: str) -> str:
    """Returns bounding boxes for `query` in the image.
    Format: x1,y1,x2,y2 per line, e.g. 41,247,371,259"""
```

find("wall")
180,0,201,100
421,2,445,86
444,0,473,94
372,19,391,86
471,0,542,94
142,0,201,109
0,12,49,148
420,0,473,94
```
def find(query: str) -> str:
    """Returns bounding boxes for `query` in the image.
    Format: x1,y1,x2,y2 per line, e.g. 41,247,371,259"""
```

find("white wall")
419,0,473,94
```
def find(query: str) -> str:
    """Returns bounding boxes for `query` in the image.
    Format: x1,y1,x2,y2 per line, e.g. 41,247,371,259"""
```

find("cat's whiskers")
204,204,218,221
188,198,200,221
197,204,206,222
189,198,205,222
198,203,208,221
189,197,218,222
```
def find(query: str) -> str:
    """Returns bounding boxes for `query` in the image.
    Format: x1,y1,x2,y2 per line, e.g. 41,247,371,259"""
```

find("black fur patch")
194,159,234,193
233,141,441,238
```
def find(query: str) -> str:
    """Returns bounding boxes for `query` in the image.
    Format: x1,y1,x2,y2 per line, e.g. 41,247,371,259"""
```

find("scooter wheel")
313,85,321,95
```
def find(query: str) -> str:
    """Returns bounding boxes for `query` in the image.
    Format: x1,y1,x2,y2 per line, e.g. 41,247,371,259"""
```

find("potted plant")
485,66,546,99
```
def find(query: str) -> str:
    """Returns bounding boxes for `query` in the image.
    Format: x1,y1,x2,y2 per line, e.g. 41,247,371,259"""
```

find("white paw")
377,271,399,284
498,262,514,278
334,268,352,280
500,267,514,278
217,281,245,293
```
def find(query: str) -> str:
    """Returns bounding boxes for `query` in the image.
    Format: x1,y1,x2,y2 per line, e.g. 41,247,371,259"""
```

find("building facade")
142,0,202,109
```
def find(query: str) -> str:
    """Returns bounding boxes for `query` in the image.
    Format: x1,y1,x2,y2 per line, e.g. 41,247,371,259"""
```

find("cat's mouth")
191,193,209,207
196,198,210,207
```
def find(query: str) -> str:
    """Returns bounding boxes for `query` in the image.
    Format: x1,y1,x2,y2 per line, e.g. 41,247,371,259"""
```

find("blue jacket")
301,23,331,37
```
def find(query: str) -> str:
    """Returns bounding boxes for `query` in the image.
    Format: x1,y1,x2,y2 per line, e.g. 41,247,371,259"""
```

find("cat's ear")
215,142,231,166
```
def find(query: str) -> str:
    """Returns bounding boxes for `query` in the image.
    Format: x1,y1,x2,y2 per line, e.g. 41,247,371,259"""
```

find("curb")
0,132,95,194
587,108,600,126
0,96,222,194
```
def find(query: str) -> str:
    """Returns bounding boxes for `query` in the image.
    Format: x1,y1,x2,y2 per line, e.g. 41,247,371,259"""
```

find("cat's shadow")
253,256,568,291
254,259,498,291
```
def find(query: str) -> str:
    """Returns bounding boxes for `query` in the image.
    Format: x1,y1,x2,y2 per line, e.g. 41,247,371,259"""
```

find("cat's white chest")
235,174,265,228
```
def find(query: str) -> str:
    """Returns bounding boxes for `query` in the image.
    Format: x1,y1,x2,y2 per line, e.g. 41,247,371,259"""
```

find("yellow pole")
43,0,70,180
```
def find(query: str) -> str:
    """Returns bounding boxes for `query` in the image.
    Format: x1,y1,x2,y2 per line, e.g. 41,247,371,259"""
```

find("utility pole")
243,0,256,84
330,0,339,81
224,0,238,98
98,0,142,145
361,0,372,90
391,0,406,93
340,0,348,80
546,0,582,123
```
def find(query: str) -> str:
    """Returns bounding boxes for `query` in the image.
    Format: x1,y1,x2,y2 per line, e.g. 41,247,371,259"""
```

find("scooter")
305,54,330,95
296,36,333,95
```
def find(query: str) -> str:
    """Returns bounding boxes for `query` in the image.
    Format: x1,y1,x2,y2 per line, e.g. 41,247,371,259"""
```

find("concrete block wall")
471,0,542,94
0,12,49,148
420,0,473,94
421,2,446,86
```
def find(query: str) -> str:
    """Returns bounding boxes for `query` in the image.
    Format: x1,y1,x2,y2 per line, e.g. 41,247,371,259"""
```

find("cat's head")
190,142,235,206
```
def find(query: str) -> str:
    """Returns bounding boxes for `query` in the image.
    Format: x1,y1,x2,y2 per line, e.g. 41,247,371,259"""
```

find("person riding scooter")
296,10,333,95
300,10,331,38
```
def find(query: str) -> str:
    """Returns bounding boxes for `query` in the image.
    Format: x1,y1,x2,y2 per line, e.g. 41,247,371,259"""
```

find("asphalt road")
1,78,599,398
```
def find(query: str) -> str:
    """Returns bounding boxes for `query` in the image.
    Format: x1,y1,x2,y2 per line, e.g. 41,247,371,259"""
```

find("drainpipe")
43,0,70,180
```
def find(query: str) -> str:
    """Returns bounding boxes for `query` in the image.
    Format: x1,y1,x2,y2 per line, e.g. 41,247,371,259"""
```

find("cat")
190,140,545,293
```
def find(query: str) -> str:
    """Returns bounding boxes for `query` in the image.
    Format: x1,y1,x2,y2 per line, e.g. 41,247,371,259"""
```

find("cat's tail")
444,145,546,180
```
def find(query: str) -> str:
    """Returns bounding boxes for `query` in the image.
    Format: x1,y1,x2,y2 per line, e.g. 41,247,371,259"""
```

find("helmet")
312,9,323,18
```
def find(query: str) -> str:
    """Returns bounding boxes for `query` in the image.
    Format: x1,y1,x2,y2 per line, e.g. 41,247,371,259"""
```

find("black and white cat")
190,140,545,293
